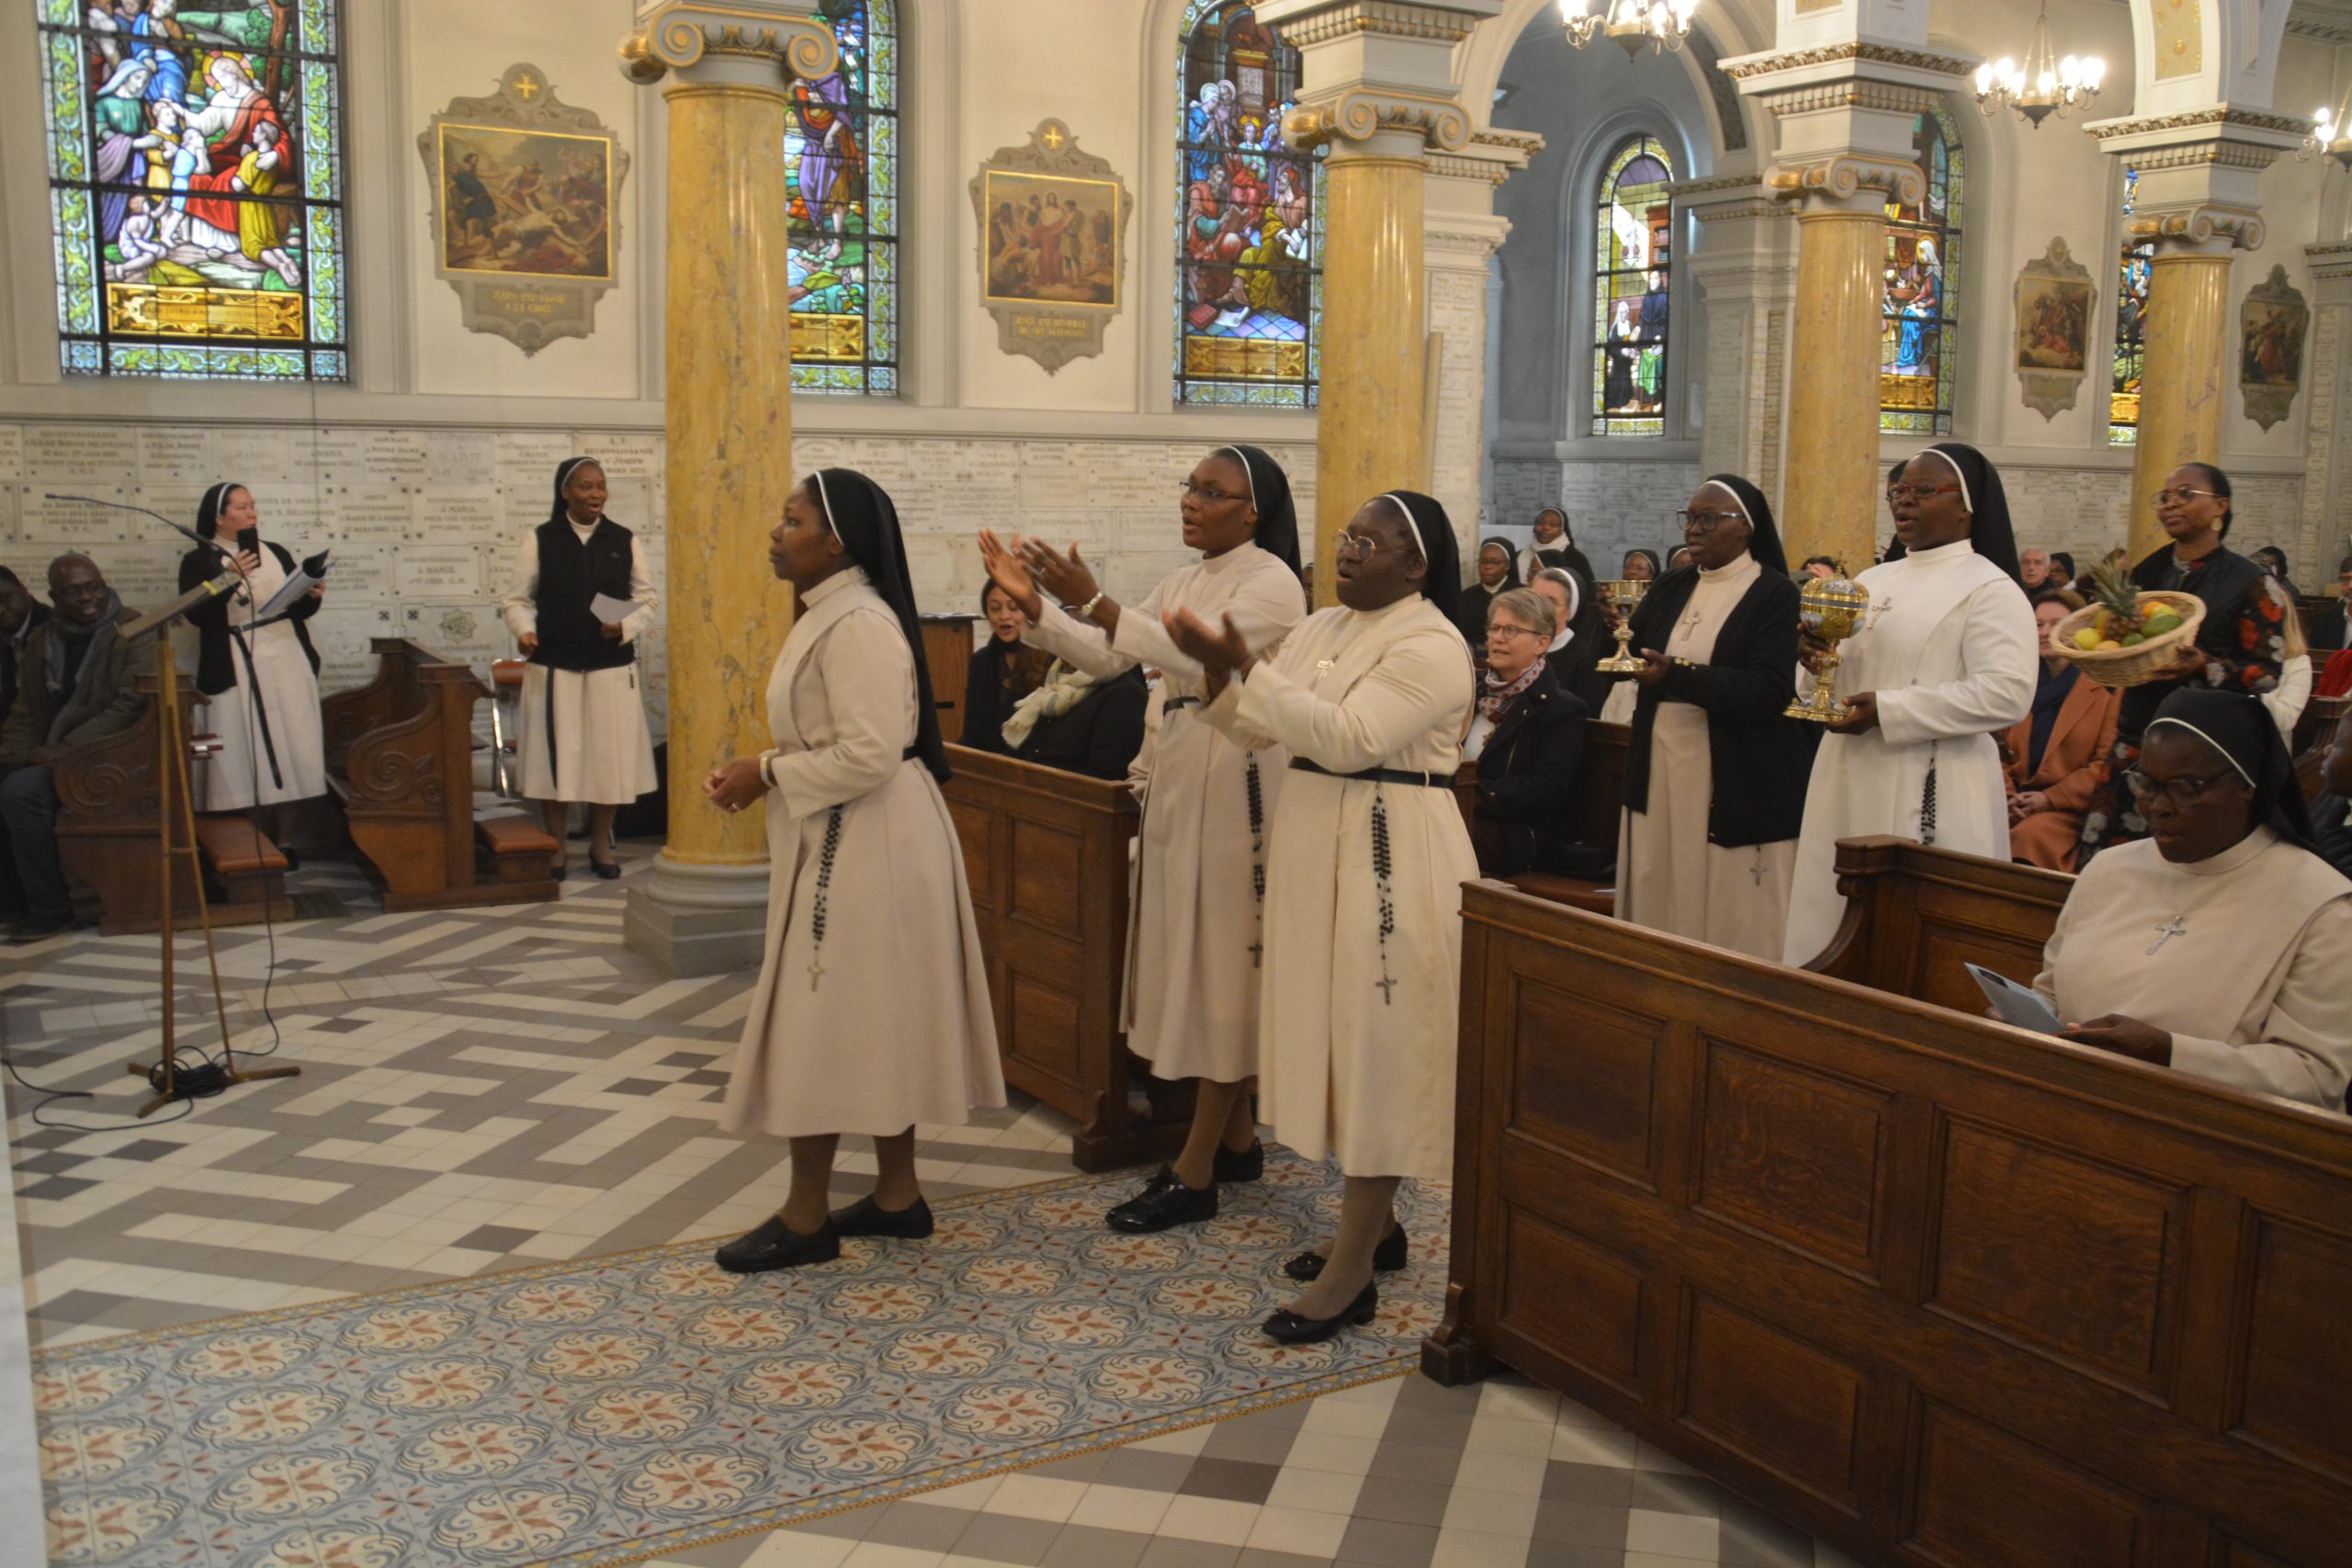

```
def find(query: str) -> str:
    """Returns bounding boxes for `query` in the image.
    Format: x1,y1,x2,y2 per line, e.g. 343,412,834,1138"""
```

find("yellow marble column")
1780,203,1889,572
619,4,836,976
2125,250,2236,559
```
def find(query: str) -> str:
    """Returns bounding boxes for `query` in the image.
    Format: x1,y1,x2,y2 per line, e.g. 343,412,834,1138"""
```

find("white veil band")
2145,716,2257,787
1916,447,1973,514
1380,491,1428,562
1217,446,1260,511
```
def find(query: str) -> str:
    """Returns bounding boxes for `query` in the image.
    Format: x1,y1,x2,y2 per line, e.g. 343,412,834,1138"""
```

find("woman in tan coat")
707,469,1005,1273
2005,591,2121,872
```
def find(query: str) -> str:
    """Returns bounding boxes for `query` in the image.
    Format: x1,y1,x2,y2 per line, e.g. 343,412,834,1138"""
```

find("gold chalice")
1784,576,1873,723
1594,579,1648,673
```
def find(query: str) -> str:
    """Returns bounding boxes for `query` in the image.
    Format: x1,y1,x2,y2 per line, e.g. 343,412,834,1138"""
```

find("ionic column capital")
619,2,838,91
1284,85,1475,154
2086,106,2304,256
1766,152,1922,215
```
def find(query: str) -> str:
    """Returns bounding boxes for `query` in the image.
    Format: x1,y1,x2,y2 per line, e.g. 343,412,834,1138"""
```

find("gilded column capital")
618,2,837,89
1284,86,1474,153
2086,106,2299,258
1766,152,1921,212
2127,203,2266,253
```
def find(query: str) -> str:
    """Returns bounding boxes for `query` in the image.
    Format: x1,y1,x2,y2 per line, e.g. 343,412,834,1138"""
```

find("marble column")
2087,112,2298,559
618,3,837,977
1259,0,1502,607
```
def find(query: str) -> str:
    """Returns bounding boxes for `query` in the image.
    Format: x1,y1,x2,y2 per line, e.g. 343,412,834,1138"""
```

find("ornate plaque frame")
2240,264,2309,433
2012,237,2095,421
968,119,1131,374
416,64,628,355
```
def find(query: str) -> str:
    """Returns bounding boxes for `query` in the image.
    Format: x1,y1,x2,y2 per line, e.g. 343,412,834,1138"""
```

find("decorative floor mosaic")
33,1158,1447,1568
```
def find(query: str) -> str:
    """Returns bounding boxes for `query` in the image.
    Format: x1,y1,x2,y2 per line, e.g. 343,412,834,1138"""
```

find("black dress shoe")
714,1214,841,1273
549,862,569,884
1105,1166,1217,1233
278,849,301,873
1263,1280,1379,1345
6,915,74,945
832,1194,933,1239
590,857,621,880
1283,1223,1409,1283
1213,1139,1264,1184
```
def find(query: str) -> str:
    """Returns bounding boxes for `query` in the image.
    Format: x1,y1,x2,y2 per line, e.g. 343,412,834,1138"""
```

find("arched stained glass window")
1174,2,1323,407
1880,106,1963,434
38,0,347,379
789,0,897,394
2111,167,2151,445
1592,135,1674,437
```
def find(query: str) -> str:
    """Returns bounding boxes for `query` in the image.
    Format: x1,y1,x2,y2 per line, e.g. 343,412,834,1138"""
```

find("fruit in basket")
2142,608,2182,637
2072,626,2102,651
2088,558,2149,639
2098,638,2121,650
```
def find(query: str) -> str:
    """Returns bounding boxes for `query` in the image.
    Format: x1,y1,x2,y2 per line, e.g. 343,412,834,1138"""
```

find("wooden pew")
1802,834,2071,1011
943,742,1188,1171
54,671,292,933
322,638,558,911
1427,880,2352,1568
1451,719,1629,913
921,615,978,746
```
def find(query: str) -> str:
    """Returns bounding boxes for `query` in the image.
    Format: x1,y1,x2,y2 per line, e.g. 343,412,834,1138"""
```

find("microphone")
43,492,209,549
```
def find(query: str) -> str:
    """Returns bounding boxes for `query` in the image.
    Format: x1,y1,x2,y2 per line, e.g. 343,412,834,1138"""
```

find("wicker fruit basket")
2048,590,2206,688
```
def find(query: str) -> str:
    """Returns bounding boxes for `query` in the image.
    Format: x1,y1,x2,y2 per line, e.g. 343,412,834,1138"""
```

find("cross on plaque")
514,73,540,99
1041,123,1066,150
2145,914,2188,956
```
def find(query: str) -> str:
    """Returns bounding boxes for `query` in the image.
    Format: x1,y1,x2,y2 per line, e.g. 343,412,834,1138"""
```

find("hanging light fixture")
1560,0,1702,58
2301,101,2352,171
1973,0,2104,128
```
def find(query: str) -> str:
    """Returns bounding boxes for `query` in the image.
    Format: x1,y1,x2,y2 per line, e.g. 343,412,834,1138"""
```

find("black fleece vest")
532,517,637,672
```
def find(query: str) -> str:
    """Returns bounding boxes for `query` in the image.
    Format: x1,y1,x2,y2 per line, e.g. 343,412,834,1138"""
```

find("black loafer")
1263,1280,1378,1345
832,1194,933,1240
549,863,569,883
1105,1166,1217,1233
714,1214,841,1273
1283,1223,1409,1283
591,857,621,880
1213,1139,1264,1184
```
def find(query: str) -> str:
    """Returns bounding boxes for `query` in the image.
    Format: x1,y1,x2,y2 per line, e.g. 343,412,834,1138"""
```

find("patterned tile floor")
4,846,1862,1568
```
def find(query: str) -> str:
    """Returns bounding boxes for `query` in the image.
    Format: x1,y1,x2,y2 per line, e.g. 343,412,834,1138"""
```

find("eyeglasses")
1676,509,1744,533
2121,767,2238,806
1885,483,1961,503
2154,488,2220,506
1486,625,1542,644
1329,530,1398,564
1181,480,1248,504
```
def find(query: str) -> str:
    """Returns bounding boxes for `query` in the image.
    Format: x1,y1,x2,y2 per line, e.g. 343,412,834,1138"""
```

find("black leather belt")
1288,759,1456,788
1162,695,1200,714
901,745,922,761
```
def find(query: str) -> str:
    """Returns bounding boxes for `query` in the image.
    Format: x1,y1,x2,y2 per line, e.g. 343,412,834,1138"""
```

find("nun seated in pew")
2031,689,2352,1112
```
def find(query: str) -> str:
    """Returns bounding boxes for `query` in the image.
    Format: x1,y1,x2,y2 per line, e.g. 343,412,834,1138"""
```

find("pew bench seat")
475,813,561,883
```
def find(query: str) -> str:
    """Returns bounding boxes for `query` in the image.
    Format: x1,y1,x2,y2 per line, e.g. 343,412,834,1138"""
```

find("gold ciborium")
1594,579,1648,673
1784,576,1873,723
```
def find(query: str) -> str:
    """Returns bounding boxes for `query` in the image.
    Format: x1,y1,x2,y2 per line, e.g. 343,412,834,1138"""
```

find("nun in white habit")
1169,490,1477,1346
708,468,1004,1273
978,446,1306,1234
1781,444,2039,964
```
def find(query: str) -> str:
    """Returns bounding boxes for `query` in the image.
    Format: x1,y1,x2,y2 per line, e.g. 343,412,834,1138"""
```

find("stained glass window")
1174,2,1323,408
37,0,347,379
788,0,896,395
1880,106,1963,434
2110,167,2151,446
1591,136,1674,437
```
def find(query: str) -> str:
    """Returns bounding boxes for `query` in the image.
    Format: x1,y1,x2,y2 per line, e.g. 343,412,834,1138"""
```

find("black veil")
1915,442,2021,581
1377,491,1463,626
1702,473,1788,575
810,468,951,783
1218,444,1303,581
549,456,603,526
2147,688,2315,849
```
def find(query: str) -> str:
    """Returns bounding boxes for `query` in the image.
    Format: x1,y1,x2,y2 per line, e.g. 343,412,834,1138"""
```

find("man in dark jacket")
0,567,51,737
0,556,146,939
2308,552,2352,653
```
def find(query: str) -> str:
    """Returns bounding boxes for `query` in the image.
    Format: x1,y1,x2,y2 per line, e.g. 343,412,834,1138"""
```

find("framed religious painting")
968,119,1131,372
2240,264,2308,432
415,63,628,355
2012,237,2094,420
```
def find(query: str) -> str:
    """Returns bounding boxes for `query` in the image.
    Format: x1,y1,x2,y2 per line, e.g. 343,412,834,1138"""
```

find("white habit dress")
1203,595,1477,1181
1781,539,2037,964
720,569,1005,1139
500,522,661,806
2033,828,2352,1111
1615,552,1795,960
198,546,327,811
1022,542,1305,1083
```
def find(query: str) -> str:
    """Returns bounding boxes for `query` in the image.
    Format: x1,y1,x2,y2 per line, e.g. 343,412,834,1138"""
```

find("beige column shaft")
1317,143,1428,606
661,79,797,867
1781,207,1885,571
2125,250,2235,560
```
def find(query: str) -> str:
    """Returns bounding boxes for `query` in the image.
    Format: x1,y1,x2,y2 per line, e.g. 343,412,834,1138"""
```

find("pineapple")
2071,559,2183,652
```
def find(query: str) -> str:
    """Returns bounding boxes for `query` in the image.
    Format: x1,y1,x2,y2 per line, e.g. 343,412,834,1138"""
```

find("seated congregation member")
1454,536,1520,660
2034,690,2350,1111
958,581,1050,757
180,482,326,851
2083,465,2291,861
2018,547,2052,592
1667,546,1695,573
2264,608,2312,740
2312,705,2352,881
707,469,1004,1270
1165,491,1476,1343
2252,545,2300,601
1521,506,1594,588
978,445,1305,1234
2048,550,2077,590
2307,553,2352,651
1783,443,2039,964
1617,475,1813,961
0,556,142,941
1801,555,1843,581
2004,590,2120,873
1464,587,1586,877
1002,662,1148,781
1621,548,1661,583
1528,566,1613,716
0,568,51,735
502,457,660,881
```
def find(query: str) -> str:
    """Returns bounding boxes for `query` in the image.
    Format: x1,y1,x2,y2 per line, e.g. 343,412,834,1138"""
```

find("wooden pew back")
1453,719,1629,912
1430,883,2352,1568
1803,835,2071,1012
921,615,977,746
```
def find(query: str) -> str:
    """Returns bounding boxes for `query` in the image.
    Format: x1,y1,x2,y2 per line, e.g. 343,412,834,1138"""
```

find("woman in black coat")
959,581,1049,755
1453,536,1521,663
1615,473,1816,960
1011,668,1148,782
1465,586,1589,877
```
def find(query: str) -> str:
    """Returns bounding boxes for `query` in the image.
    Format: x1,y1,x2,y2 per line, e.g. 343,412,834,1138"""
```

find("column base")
623,852,770,978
